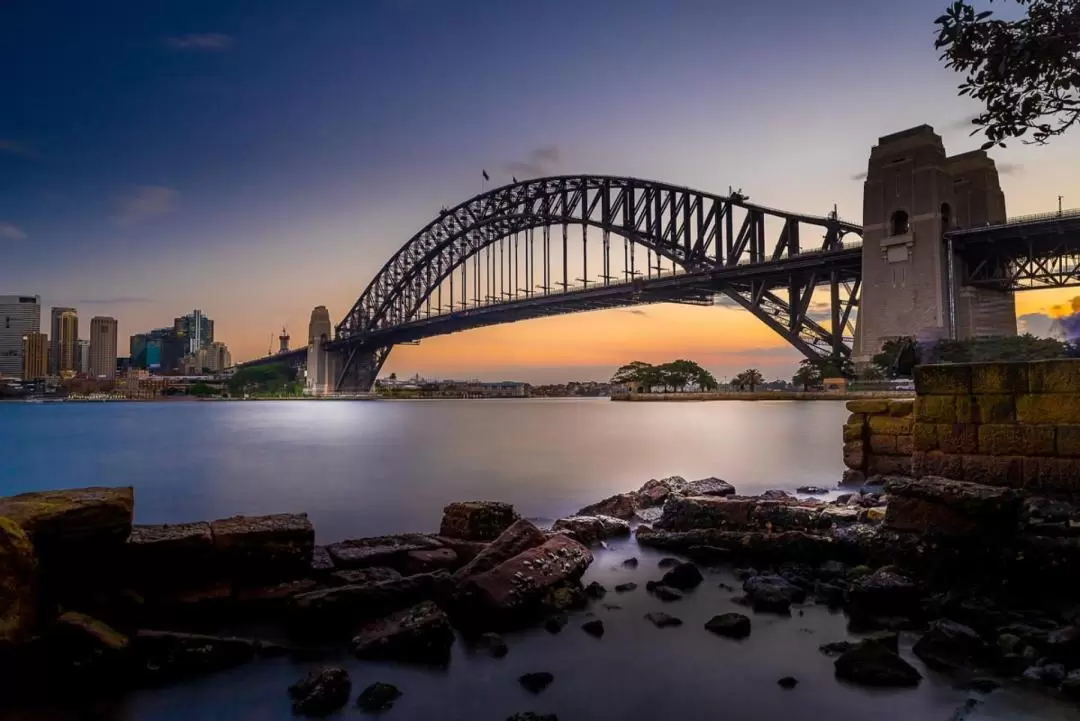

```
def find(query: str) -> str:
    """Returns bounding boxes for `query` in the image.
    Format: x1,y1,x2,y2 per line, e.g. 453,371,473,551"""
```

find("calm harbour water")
3,399,1076,721
1,398,850,542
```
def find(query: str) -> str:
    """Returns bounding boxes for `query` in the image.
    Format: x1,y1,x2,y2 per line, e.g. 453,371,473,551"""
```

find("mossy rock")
0,487,134,549
0,516,38,646
847,400,889,414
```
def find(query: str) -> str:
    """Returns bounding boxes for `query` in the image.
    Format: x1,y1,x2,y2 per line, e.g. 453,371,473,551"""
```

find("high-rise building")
130,333,148,368
174,310,214,354
49,306,77,374
0,295,41,378
21,331,48,380
56,310,78,373
76,339,91,374
144,327,186,373
89,316,119,379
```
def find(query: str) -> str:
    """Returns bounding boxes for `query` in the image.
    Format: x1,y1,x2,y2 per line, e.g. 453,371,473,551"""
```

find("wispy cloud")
166,33,233,51
997,162,1023,176
0,139,35,158
622,309,649,317
502,145,561,180
850,171,867,181
0,222,27,240
112,186,179,226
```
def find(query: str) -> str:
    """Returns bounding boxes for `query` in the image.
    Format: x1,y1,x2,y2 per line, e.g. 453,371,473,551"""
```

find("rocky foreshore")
2,474,1080,718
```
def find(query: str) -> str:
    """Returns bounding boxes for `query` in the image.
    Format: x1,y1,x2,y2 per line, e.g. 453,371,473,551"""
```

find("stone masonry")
842,399,914,483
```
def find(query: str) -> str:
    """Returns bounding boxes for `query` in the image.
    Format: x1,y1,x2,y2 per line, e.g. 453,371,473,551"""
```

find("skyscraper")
49,306,77,374
56,310,78,373
21,331,48,380
76,339,91,374
0,295,41,378
174,310,214,354
89,316,119,379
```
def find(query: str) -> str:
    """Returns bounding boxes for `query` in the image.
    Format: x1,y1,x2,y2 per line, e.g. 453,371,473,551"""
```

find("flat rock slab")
403,548,459,575
209,514,314,578
352,601,454,662
0,486,134,549
327,534,442,570
328,567,402,587
440,501,519,541
453,519,547,584
133,630,263,683
292,570,450,628
460,534,592,615
126,522,215,585
645,612,683,628
550,516,630,545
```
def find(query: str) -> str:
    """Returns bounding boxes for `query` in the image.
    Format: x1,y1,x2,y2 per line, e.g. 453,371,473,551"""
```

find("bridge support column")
853,125,1015,365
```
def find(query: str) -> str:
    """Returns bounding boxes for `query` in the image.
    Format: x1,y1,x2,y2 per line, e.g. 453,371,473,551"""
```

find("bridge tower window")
941,203,952,230
890,210,910,236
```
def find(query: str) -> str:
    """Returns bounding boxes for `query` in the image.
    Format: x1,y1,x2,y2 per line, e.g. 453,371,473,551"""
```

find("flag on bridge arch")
482,169,490,181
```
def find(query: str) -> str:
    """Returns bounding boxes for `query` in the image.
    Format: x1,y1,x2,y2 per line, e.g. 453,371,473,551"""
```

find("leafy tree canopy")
872,337,921,378
610,359,718,392
228,364,297,395
936,0,1080,147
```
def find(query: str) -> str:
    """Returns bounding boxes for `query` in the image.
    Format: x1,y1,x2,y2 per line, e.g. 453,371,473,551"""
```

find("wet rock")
646,583,683,602
289,667,352,717
704,613,751,639
945,699,981,721
440,501,519,541
582,619,604,638
777,676,798,689
477,631,508,658
453,519,547,583
403,547,459,575
621,557,639,568
1044,624,1080,665
1022,663,1066,685
292,570,450,631
458,534,592,617
814,582,846,607
1060,669,1080,700
639,477,680,506
584,581,606,599
544,614,568,634
819,641,855,656
761,490,791,500
310,546,335,574
657,557,682,568
743,574,805,614
965,677,1000,693
841,470,866,486
507,713,558,721
861,631,900,653
356,682,402,712
519,672,554,694
645,612,682,628
636,526,845,564
577,492,640,520
209,513,315,582
352,601,454,663
328,567,402,587
660,562,703,590
234,578,321,609
433,536,489,563
846,568,919,620
797,486,830,495
615,582,638,593
634,507,663,524
551,516,630,545
834,640,922,687
679,477,737,497
326,534,442,570
883,477,1019,538
913,619,988,671
48,611,129,676
541,583,588,612
0,517,37,645
125,522,214,588
133,630,258,683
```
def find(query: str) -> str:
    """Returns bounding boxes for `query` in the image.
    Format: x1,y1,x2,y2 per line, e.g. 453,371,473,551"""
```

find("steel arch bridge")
324,175,863,392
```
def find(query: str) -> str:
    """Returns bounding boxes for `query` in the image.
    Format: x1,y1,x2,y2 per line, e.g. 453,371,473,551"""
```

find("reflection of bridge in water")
242,125,1080,394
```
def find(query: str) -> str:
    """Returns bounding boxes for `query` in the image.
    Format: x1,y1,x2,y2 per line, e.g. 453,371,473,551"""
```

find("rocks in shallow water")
846,568,919,620
621,557,639,568
477,631,508,658
660,562,703,590
819,641,855,656
125,522,214,588
615,582,638,593
440,501,519,542
646,582,683,602
814,582,846,608
1061,670,1080,699
1023,663,1066,685
582,619,605,638
704,613,751,639
507,714,558,721
310,546,335,574
551,515,630,545
882,477,1019,538
797,486,830,495
679,477,737,497
742,574,805,614
777,676,798,689
328,567,402,587
289,667,352,717
356,682,402,712
541,583,588,613
453,519,547,583
209,513,314,581
50,611,129,671
645,612,682,628
326,534,442,571
403,547,459,575
658,557,682,569
912,619,988,671
544,614,568,634
584,581,606,599
291,570,450,631
577,492,640,520
458,534,592,617
0,517,37,645
519,672,554,694
134,630,259,683
352,601,454,663
433,536,489,564
834,640,922,687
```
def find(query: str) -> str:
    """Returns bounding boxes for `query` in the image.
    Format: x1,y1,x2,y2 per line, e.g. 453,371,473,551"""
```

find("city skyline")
4,1,1080,384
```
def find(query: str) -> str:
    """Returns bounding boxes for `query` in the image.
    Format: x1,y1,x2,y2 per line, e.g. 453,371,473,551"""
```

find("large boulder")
576,492,640,520
551,516,630,545
638,477,686,506
636,526,856,565
209,513,314,581
678,477,736,497
125,522,215,590
439,502,519,541
459,535,592,617
326,534,443,570
846,568,920,620
656,496,826,533
132,630,260,684
883,477,1019,538
352,601,454,663
453,519,547,583
834,640,922,687
912,619,988,671
291,570,450,632
0,516,37,646
742,574,805,613
289,667,352,717
47,611,129,677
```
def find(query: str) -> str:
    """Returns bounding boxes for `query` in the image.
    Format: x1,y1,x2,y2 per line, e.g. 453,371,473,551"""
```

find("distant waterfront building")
278,327,290,354
50,306,78,374
21,331,48,380
305,305,334,395
174,310,214,354
181,341,233,374
0,295,41,378
89,316,119,379
129,333,148,368
76,339,91,374
55,310,78,373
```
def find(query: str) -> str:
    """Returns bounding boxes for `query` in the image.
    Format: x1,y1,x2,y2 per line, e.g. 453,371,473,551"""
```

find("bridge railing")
951,207,1080,232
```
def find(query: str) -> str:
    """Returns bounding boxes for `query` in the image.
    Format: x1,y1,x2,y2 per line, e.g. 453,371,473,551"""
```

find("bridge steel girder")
331,176,863,390
949,212,1080,291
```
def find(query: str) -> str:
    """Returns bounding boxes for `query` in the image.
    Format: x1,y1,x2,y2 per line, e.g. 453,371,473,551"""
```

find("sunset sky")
3,0,1079,383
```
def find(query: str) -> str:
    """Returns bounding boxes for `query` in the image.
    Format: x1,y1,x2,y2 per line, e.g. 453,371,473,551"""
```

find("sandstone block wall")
911,359,1080,491
842,398,914,482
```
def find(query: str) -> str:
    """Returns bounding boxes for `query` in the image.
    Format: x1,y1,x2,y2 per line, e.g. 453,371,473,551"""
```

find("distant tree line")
227,364,302,396
611,360,719,392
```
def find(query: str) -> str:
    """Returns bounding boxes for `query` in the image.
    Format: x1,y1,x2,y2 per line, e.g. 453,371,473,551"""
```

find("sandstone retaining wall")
841,398,914,483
